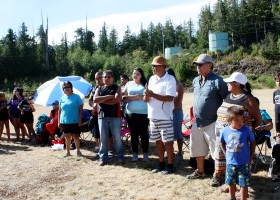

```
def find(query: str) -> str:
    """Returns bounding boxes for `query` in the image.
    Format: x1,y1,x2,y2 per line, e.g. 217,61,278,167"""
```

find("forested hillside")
0,0,279,91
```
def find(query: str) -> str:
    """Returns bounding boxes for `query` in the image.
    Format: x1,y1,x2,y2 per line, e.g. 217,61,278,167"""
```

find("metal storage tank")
209,31,229,52
165,46,182,59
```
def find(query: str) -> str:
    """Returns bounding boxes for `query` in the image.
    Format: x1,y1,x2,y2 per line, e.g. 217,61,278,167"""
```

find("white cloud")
48,1,213,44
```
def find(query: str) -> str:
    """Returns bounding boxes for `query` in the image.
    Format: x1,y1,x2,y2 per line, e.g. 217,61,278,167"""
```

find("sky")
0,0,217,44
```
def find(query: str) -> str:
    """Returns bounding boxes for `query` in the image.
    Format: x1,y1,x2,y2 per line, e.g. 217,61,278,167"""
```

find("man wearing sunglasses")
93,70,124,166
186,54,228,179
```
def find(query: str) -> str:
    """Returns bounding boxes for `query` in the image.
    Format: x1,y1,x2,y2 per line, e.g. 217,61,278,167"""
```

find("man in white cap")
144,55,176,174
186,54,228,179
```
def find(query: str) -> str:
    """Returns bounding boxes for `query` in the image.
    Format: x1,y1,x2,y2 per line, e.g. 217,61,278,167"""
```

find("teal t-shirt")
124,81,147,115
59,93,83,124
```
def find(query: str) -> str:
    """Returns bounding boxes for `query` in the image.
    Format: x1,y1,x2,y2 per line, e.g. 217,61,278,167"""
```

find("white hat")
223,72,248,85
193,54,213,64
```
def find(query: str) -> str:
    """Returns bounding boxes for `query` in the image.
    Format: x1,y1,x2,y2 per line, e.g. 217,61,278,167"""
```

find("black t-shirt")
98,84,120,118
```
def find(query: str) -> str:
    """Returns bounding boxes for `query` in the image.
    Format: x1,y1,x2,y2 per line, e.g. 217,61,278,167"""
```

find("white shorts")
190,122,216,158
149,119,174,142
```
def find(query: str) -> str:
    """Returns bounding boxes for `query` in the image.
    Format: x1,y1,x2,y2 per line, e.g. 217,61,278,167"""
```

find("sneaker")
152,164,166,173
63,152,71,157
131,153,138,162
98,160,108,166
108,151,114,159
175,153,184,161
162,167,176,175
210,176,222,187
76,151,82,157
186,170,206,179
143,153,149,162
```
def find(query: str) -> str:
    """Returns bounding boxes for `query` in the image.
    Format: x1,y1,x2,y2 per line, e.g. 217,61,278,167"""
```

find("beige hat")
151,56,167,66
193,54,213,64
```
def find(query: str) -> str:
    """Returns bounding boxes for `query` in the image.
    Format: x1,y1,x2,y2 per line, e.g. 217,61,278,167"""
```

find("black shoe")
152,165,166,173
161,167,176,175
98,160,108,166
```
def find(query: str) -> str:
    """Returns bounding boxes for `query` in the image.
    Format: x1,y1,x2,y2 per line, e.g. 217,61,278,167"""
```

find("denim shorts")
173,109,183,140
225,163,251,188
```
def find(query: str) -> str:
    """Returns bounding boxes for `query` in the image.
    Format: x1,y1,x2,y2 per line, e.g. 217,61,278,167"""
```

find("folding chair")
252,130,271,172
121,118,131,149
79,109,94,148
182,107,195,151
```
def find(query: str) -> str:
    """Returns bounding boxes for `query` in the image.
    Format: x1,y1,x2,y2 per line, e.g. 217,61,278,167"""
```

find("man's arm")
103,86,122,105
93,87,114,104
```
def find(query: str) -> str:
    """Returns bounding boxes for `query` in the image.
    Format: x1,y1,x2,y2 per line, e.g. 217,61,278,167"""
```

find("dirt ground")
0,89,279,200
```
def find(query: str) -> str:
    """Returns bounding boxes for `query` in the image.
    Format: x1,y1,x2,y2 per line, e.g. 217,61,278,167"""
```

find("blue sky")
0,0,217,44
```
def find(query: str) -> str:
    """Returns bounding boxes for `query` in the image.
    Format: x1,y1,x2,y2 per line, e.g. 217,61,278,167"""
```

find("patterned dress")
215,93,253,172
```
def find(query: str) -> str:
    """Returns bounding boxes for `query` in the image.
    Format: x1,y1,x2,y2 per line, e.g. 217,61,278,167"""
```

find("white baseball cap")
193,54,213,64
223,72,248,85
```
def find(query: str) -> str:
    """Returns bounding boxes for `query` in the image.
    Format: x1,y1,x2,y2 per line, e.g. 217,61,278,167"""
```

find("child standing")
220,106,256,200
18,96,36,142
0,92,10,141
273,72,280,140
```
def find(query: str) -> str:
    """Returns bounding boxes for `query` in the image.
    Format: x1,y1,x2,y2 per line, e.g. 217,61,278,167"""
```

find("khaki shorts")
190,122,216,158
149,119,174,142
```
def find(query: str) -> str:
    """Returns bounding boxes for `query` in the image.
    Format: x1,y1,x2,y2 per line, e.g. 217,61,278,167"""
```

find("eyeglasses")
152,65,162,68
63,86,71,89
103,76,112,79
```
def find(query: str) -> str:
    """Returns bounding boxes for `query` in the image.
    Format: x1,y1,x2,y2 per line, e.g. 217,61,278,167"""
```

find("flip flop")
220,187,229,193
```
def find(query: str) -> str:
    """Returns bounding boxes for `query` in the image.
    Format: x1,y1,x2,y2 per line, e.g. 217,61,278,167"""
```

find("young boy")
220,106,256,200
273,72,280,140
272,72,280,181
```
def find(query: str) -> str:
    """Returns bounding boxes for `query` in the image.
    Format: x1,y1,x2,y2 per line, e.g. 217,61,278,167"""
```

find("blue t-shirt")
124,81,147,115
59,93,83,124
220,125,255,165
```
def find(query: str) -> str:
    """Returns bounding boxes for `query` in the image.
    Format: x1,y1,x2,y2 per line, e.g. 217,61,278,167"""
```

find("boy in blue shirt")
220,106,256,200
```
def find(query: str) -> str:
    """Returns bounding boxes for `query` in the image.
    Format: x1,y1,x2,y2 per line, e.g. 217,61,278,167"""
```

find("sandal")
220,187,229,193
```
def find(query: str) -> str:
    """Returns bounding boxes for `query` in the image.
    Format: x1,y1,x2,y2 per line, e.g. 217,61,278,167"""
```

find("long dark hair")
241,82,252,95
134,67,147,86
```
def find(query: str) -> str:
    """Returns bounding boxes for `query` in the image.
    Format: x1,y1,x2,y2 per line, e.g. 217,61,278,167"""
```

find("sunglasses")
152,65,162,68
197,63,205,67
103,76,112,79
63,86,71,89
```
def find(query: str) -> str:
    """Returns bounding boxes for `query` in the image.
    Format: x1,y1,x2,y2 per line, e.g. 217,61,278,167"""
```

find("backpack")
35,114,51,136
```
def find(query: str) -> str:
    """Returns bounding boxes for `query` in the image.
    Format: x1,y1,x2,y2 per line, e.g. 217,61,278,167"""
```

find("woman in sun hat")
212,72,262,190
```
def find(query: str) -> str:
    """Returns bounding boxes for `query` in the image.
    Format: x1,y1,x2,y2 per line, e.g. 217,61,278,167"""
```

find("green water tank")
209,31,229,52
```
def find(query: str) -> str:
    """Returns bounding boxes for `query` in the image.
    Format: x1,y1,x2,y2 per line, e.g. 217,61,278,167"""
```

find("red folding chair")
182,106,195,151
121,118,131,149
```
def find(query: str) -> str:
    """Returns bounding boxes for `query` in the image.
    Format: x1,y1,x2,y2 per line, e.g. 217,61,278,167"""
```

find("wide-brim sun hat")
223,72,248,85
193,54,213,64
151,56,167,66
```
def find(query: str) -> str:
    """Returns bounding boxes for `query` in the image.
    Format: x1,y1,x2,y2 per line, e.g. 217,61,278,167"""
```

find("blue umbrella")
33,76,92,106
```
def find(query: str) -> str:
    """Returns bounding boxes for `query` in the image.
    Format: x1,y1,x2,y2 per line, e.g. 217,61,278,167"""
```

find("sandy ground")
0,89,279,200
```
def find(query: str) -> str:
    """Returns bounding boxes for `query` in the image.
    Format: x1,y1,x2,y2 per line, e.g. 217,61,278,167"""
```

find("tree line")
0,0,279,91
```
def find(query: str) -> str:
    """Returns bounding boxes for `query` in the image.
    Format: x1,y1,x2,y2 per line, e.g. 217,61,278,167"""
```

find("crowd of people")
1,54,280,200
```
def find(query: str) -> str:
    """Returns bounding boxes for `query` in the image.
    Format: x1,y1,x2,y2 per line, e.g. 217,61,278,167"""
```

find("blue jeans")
98,117,124,162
